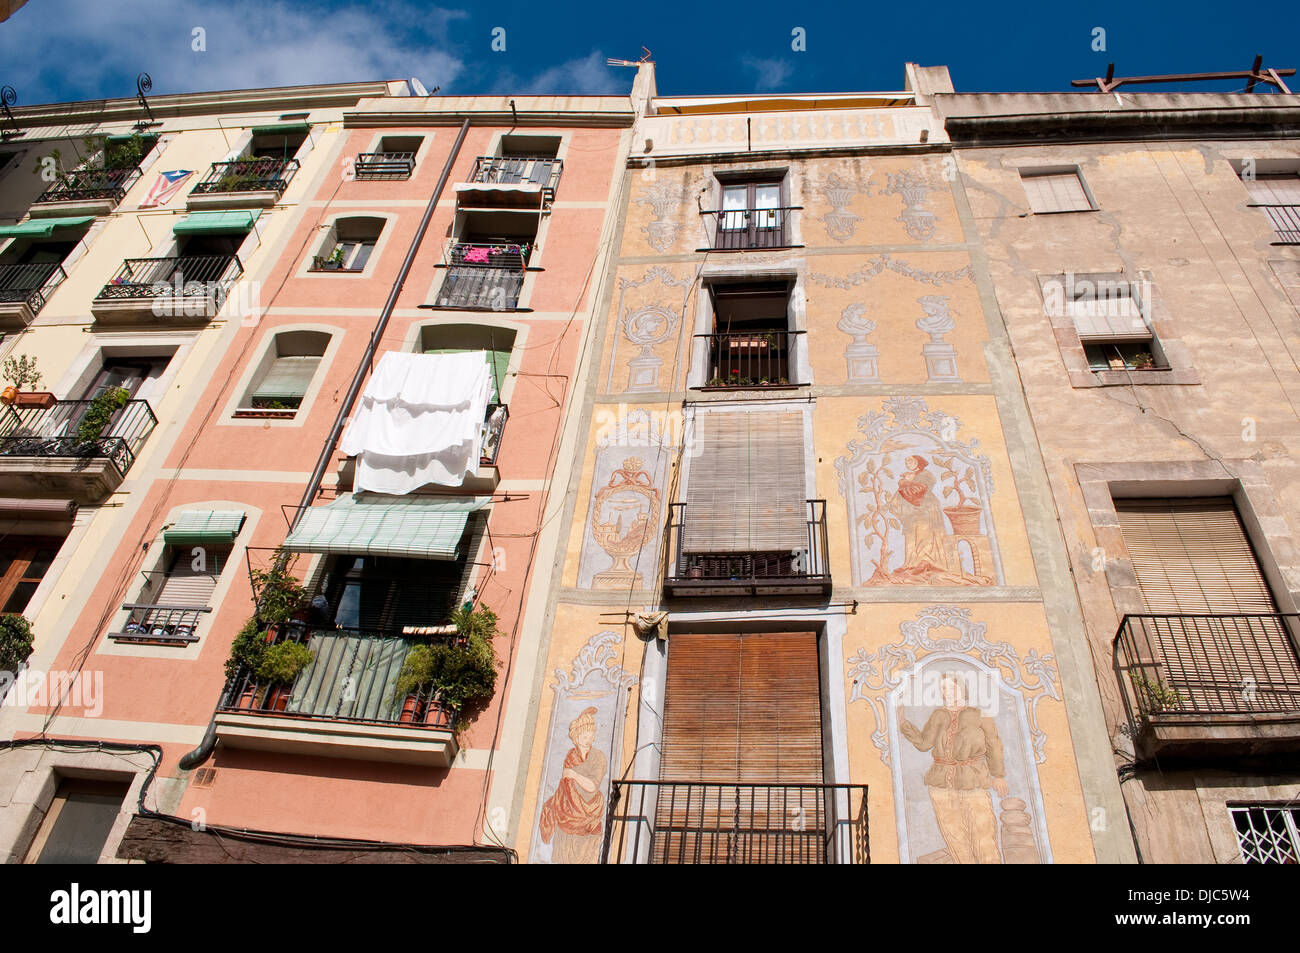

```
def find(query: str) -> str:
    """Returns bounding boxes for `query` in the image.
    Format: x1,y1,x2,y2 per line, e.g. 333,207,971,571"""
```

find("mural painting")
848,605,1059,863
605,266,692,395
835,397,1001,586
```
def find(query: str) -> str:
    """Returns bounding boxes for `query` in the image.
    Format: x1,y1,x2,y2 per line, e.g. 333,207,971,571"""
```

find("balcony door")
719,182,782,248
1115,497,1300,713
655,631,826,863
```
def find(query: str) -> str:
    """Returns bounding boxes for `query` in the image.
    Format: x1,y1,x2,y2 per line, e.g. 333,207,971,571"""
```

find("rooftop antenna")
1072,55,1293,94
606,47,653,68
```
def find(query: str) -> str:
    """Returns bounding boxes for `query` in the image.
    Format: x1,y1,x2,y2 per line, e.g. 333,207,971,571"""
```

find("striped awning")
164,509,247,545
282,494,489,560
172,210,261,235
0,216,94,237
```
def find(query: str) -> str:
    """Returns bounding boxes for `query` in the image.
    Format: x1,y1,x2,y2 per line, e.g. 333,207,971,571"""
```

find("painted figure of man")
897,671,1008,863
538,706,608,863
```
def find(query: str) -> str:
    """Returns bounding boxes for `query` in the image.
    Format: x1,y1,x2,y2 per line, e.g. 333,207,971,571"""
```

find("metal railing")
1114,613,1300,731
434,242,531,310
190,157,299,196
0,261,67,315
665,499,831,594
470,156,562,199
35,165,142,205
0,398,157,476
221,625,460,731
601,781,869,864
1259,205,1300,244
354,151,416,179
110,603,211,643
481,403,508,465
699,329,795,386
96,255,243,306
708,206,795,249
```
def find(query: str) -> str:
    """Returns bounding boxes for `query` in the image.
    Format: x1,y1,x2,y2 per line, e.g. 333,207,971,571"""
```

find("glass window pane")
25,549,58,580
721,186,747,211
3,581,38,614
754,185,781,209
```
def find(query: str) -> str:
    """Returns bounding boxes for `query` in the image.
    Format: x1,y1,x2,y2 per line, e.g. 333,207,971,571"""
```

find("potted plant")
394,604,500,729
74,387,129,445
324,246,346,271
255,640,314,712
1,355,54,409
1130,350,1156,370
0,614,35,675
249,556,309,633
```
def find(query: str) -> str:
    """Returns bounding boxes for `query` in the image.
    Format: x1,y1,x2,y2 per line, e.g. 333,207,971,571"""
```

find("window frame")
0,536,61,616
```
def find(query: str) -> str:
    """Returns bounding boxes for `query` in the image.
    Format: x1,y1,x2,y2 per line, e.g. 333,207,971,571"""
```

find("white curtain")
340,352,493,494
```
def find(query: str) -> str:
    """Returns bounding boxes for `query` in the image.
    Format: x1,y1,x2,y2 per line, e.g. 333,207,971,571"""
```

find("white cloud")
741,55,794,92
0,0,467,103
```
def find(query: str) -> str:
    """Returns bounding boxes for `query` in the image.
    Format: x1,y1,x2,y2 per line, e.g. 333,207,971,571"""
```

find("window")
716,178,786,249
81,356,170,401
1050,274,1163,371
470,135,562,201
1230,805,1300,864
236,330,328,418
248,127,308,160
323,554,467,632
113,543,231,643
312,217,382,272
24,777,130,864
435,211,536,311
0,221,89,315
0,537,60,614
1241,172,1300,244
1021,168,1094,213
703,280,795,386
355,136,422,180
0,150,21,180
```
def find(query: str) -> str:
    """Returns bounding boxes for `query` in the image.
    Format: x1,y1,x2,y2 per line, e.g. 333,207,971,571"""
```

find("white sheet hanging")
340,351,493,494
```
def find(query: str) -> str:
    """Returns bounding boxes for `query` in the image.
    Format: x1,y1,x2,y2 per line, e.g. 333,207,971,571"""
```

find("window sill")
1071,365,1199,387
693,383,804,392
695,244,805,253
233,408,300,420
417,304,533,313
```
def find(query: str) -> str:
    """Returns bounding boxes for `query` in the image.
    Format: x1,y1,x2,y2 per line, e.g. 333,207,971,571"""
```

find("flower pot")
266,684,292,712
944,505,983,536
424,696,449,726
398,694,420,723
236,684,259,710
0,386,16,405
687,566,704,579
13,391,56,410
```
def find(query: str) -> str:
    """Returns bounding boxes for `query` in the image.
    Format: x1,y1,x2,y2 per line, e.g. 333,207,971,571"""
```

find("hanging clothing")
340,351,493,494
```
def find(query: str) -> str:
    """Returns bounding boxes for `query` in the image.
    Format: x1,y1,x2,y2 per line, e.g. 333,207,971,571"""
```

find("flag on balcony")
339,351,494,494
139,170,194,208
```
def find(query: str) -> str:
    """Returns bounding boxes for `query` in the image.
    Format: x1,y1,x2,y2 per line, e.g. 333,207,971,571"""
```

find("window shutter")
252,355,321,405
154,547,228,607
1022,171,1090,213
683,411,806,553
1067,284,1150,340
1245,175,1300,206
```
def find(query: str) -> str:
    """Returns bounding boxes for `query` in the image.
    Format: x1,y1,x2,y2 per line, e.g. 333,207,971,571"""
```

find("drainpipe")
180,118,471,770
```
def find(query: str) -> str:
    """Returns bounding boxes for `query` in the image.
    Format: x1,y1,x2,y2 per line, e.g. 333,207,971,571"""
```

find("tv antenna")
607,48,653,68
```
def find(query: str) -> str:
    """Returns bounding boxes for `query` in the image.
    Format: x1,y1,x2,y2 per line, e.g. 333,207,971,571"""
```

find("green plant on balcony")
255,640,314,685
74,387,129,445
0,614,35,673
2,354,42,399
104,134,150,170
395,604,501,721
249,555,309,626
1130,673,1186,714
224,618,267,681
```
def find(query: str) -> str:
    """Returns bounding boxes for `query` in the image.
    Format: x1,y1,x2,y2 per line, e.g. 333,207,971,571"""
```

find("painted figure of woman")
538,706,608,863
887,455,950,577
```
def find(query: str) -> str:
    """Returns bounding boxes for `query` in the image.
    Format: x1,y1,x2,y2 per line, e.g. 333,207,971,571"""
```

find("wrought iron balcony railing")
1257,204,1300,244
0,398,157,477
601,781,869,864
110,603,212,644
221,625,460,731
481,403,508,465
0,261,67,315
354,151,415,180
707,206,795,249
470,156,562,200
35,165,143,205
699,329,796,387
96,255,243,306
1114,613,1300,732
190,157,299,196
434,242,531,310
665,499,831,596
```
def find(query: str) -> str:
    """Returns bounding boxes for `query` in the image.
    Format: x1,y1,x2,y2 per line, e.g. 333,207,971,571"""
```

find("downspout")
180,118,472,770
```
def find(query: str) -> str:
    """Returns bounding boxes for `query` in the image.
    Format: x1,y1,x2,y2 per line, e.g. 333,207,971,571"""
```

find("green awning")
0,216,94,237
251,123,311,136
282,494,489,561
172,210,261,235
164,510,247,545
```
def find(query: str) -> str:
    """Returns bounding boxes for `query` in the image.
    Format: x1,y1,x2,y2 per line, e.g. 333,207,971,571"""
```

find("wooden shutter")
1116,498,1276,613
1067,282,1150,341
683,411,806,553
1022,171,1090,213
252,355,320,406
154,546,228,607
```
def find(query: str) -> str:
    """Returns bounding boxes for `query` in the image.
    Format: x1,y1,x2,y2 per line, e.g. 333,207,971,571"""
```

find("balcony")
709,206,795,250
601,781,869,864
1114,613,1300,758
214,625,460,767
30,166,143,217
699,329,797,388
460,156,562,205
109,604,211,644
433,242,530,311
1258,205,1300,244
664,499,831,598
0,261,67,327
187,157,299,209
354,151,415,180
92,254,243,324
0,398,157,501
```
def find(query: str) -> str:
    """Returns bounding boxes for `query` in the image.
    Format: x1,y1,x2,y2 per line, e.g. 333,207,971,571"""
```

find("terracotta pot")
0,386,16,405
13,391,56,409
424,696,449,726
236,685,258,710
266,685,292,712
944,505,983,536
399,694,420,723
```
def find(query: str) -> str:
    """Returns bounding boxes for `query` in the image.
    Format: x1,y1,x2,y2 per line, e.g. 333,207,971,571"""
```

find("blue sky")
1,0,1296,105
